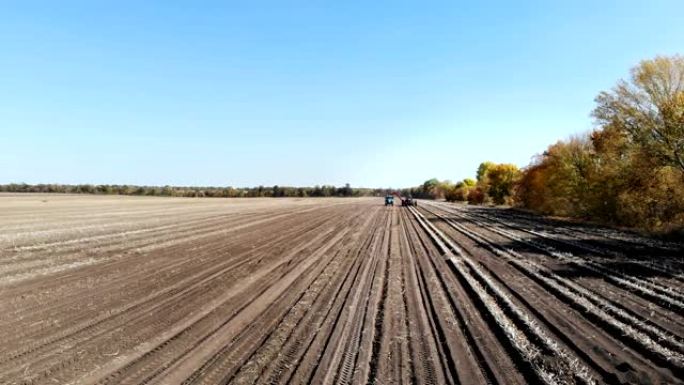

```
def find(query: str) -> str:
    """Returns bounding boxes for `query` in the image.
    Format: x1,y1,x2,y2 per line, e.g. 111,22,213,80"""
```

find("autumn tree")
485,163,521,204
421,178,440,198
516,55,684,232
445,178,477,202
593,55,684,172
516,136,596,216
476,161,495,183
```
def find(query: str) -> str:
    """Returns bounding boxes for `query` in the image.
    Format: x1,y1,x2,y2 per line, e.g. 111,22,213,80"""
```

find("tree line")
400,162,521,206
406,55,684,234
3,56,681,232
0,183,389,198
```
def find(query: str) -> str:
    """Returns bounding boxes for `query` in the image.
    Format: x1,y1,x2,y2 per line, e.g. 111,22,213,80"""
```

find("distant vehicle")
401,197,417,207
385,195,394,206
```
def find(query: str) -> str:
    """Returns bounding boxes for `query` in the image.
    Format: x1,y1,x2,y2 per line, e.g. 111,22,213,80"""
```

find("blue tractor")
385,195,394,206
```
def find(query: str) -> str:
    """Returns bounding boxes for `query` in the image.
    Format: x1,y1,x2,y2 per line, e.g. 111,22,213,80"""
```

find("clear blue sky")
1,1,683,188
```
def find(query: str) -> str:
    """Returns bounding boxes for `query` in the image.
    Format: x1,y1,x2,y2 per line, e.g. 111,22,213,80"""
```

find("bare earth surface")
0,194,682,385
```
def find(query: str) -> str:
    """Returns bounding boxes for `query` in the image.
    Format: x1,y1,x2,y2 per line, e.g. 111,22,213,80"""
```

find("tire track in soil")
176,207,383,385
244,207,387,385
75,209,358,385
306,208,392,385
402,208,524,385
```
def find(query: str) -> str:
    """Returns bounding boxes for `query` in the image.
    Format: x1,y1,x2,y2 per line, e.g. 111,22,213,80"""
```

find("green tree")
421,178,440,198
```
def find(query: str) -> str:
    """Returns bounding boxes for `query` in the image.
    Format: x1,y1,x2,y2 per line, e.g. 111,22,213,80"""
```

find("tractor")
385,195,394,206
401,197,418,207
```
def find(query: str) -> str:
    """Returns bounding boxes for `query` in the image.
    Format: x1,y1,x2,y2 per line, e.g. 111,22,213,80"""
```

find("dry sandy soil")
0,194,682,385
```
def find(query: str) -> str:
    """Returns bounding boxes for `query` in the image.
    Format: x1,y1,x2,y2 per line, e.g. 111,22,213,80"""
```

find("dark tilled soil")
0,195,681,385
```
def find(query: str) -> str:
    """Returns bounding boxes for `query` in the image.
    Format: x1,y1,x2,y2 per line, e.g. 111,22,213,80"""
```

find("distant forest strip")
0,183,388,198
405,55,684,234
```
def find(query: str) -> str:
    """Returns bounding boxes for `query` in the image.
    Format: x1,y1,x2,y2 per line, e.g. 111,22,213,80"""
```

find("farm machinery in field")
401,197,417,207
384,194,417,207
385,195,394,206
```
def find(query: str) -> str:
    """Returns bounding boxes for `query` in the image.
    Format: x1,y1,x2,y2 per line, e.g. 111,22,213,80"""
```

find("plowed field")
1,194,682,384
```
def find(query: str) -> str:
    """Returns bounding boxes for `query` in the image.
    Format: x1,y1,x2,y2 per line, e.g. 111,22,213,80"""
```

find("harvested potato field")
0,194,682,385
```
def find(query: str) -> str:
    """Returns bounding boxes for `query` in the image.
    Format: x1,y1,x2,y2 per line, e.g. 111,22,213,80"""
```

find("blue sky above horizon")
2,1,683,188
